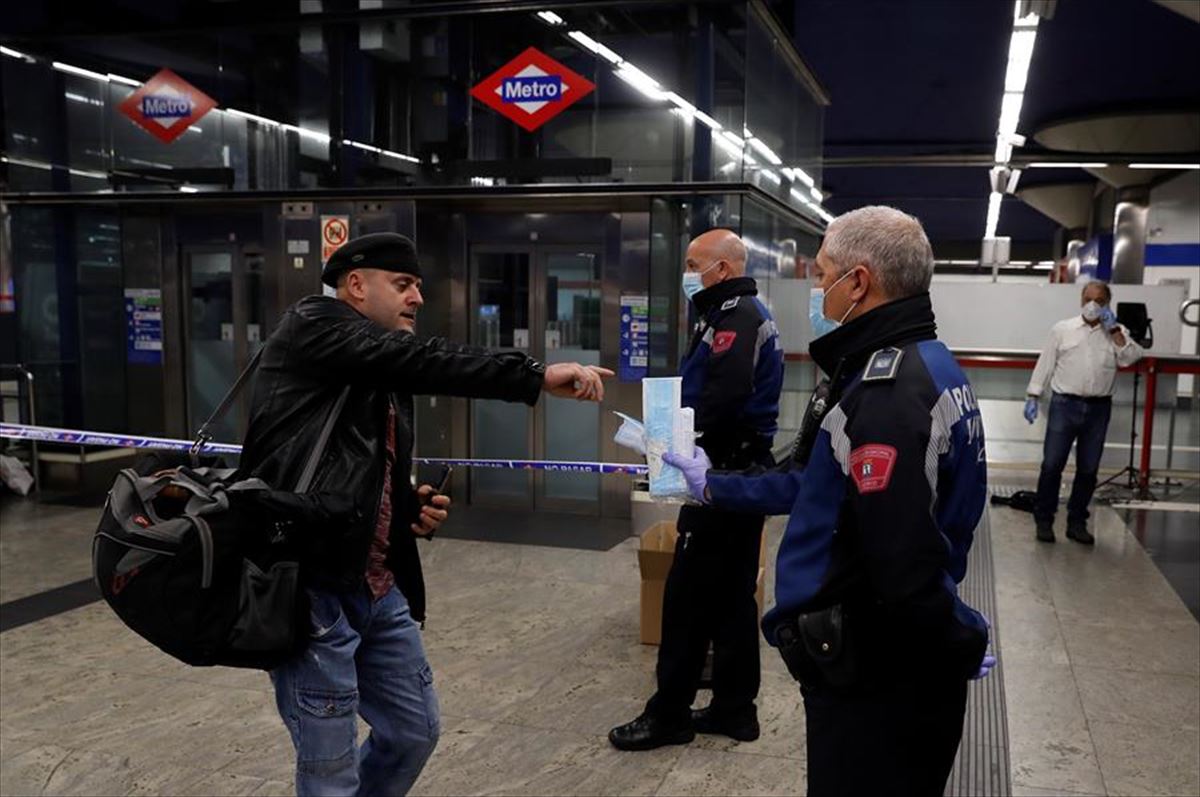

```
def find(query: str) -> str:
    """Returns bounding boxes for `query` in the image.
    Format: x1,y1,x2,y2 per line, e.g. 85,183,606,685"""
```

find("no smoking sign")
321,216,350,264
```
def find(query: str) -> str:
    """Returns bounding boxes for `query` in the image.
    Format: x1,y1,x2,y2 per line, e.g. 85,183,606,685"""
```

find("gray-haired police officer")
666,207,995,796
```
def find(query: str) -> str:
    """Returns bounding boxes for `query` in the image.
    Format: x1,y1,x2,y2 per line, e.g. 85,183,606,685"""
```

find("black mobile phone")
433,464,453,493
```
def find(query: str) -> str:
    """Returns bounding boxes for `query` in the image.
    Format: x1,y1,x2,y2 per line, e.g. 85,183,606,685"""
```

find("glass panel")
471,252,532,502
75,210,126,433
543,252,601,502
187,252,235,441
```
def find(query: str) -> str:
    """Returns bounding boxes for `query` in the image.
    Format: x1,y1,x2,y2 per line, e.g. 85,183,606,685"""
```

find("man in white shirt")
1024,281,1144,544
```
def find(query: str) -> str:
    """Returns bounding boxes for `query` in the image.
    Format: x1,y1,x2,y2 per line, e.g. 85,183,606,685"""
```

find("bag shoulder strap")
295,386,351,493
191,347,265,459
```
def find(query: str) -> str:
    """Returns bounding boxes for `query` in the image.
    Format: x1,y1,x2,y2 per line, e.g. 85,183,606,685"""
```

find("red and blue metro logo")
470,47,595,132
118,68,217,144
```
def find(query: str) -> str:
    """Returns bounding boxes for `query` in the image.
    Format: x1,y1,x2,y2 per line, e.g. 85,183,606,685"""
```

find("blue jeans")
1034,393,1113,527
271,585,440,797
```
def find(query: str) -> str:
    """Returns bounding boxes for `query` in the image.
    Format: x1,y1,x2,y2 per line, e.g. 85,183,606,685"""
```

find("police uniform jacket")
706,292,990,682
238,295,545,622
681,276,784,470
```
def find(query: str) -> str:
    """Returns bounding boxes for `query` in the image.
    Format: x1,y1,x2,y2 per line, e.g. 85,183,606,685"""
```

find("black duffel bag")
92,351,351,669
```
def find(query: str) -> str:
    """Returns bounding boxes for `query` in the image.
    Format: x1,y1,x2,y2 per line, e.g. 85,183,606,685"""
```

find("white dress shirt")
1027,315,1144,398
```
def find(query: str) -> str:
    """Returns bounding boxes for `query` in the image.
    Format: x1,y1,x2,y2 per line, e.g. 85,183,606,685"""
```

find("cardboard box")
638,520,768,646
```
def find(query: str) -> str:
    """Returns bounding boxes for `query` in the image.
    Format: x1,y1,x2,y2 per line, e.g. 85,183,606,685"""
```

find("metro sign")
470,47,594,132
118,68,217,144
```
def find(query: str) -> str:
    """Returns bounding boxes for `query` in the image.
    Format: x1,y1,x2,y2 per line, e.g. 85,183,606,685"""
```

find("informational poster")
124,288,163,365
619,294,649,382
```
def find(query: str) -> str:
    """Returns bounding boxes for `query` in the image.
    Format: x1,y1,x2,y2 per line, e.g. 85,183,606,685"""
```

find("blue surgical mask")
682,261,721,302
808,269,858,339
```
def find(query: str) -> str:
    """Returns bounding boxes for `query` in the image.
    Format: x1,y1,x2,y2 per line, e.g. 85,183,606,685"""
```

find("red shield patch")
711,331,737,354
848,444,898,494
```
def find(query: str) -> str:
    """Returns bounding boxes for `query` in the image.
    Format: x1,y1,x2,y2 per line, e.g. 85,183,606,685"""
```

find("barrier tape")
0,423,649,476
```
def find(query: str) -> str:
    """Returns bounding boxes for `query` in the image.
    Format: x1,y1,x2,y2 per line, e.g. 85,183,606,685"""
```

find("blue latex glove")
1098,305,1118,331
662,446,712,503
1023,397,1038,424
972,653,998,680
970,611,997,680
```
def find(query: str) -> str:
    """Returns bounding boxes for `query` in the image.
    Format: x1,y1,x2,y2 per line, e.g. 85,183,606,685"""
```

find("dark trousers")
1034,393,1113,527
645,504,764,723
803,677,968,797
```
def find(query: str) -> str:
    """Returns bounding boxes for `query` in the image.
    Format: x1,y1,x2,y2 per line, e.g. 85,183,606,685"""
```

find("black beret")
321,232,421,287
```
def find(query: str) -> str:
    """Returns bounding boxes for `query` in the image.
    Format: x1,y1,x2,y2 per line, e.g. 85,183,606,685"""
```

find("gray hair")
822,205,934,298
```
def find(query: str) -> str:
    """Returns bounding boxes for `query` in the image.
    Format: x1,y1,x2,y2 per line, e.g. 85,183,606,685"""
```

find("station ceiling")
784,0,1200,256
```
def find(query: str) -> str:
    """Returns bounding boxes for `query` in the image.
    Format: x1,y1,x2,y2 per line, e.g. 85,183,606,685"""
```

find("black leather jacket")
237,295,545,621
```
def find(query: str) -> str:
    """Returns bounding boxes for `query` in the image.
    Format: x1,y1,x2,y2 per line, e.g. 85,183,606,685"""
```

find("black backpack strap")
190,347,265,462
294,386,351,493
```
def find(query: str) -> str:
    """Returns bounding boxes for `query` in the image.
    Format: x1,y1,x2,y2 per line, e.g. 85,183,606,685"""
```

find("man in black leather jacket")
239,232,610,797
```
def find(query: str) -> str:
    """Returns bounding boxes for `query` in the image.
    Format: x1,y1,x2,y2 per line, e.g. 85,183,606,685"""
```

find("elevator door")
181,245,264,442
469,245,603,513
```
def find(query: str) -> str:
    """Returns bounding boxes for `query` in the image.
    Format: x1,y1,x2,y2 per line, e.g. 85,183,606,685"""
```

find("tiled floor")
1,485,1198,796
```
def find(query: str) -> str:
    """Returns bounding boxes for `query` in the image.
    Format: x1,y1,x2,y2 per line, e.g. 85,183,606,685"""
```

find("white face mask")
1082,301,1102,322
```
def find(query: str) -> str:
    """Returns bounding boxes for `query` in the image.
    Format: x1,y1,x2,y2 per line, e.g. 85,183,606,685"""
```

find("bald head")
687,229,747,277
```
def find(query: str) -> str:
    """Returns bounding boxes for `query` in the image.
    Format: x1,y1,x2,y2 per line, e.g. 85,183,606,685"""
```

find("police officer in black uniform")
667,208,997,796
609,229,784,751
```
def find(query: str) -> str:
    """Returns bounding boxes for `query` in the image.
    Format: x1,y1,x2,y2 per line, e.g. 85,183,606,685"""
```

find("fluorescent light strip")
178,186,200,193
791,167,815,188
107,73,142,87
713,133,744,159
1,156,53,170
984,192,1003,239
65,92,104,106
227,108,280,127
664,92,695,117
69,168,107,179
536,10,565,25
984,1,1040,238
342,139,419,163
693,111,722,131
997,92,1024,138
759,169,781,185
567,31,602,54
1129,163,1200,170
53,61,109,82
747,136,783,166
1004,29,1037,93
1026,162,1108,168
591,41,624,66
1,46,34,61
281,123,331,144
615,65,666,100
811,187,823,202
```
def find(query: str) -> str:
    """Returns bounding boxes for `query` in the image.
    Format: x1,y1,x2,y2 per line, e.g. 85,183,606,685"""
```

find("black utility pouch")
775,604,861,689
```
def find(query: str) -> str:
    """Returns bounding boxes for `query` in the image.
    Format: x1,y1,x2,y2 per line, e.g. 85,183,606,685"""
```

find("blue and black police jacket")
681,276,784,469
706,292,990,679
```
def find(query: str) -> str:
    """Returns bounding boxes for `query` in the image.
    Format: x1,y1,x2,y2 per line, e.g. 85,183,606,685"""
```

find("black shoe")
691,705,760,742
1035,522,1056,543
1066,525,1095,545
608,713,695,751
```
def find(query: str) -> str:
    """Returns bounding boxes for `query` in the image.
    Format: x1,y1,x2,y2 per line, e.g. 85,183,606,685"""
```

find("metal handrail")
0,364,38,493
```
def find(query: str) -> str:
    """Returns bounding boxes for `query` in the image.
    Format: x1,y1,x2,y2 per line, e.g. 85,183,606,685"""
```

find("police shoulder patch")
862,347,903,382
720,297,740,311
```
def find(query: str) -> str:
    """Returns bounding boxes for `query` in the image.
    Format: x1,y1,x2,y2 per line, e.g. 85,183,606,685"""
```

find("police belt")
773,604,862,689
